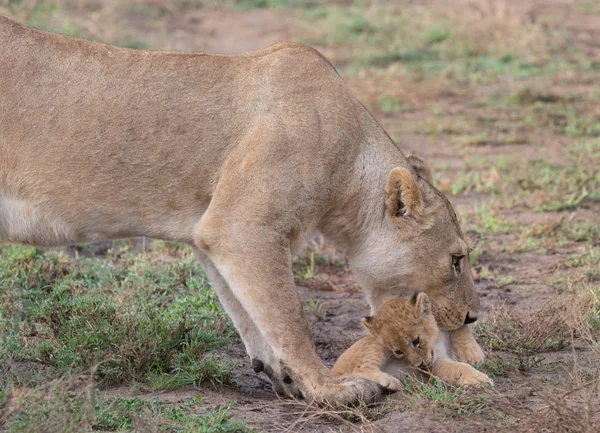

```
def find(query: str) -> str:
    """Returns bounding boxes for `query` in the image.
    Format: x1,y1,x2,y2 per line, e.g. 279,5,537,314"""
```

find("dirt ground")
2,1,599,432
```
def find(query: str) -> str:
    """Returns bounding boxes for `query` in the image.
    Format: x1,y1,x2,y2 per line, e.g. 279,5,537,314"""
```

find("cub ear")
407,154,434,184
411,292,431,316
466,230,480,250
361,316,380,335
385,167,424,219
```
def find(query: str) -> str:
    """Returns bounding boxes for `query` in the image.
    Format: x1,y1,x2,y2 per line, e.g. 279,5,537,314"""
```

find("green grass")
402,377,461,404
0,242,248,431
449,141,600,212
564,245,600,269
0,242,236,390
1,377,253,433
377,94,407,113
302,2,571,84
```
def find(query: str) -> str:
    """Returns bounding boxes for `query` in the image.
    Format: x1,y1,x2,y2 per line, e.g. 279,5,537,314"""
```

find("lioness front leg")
431,358,493,387
450,324,485,366
194,249,301,397
195,220,380,405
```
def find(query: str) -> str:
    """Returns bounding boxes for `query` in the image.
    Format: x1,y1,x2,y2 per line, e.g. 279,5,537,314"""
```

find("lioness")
0,16,484,404
332,293,493,390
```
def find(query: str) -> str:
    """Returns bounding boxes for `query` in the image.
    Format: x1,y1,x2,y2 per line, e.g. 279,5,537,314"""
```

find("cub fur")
332,293,493,390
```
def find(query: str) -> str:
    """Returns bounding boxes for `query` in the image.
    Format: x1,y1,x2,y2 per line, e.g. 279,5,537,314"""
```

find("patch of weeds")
377,94,407,113
421,25,451,45
559,221,600,245
509,218,599,253
499,275,517,286
468,249,480,266
451,132,489,147
585,269,600,283
7,0,82,37
522,102,600,138
449,169,501,196
293,251,317,281
586,287,600,331
0,244,236,388
469,204,514,234
509,88,562,106
304,2,566,84
401,377,494,417
231,0,319,10
402,377,461,405
564,245,600,268
480,354,517,378
1,375,252,433
450,141,600,212
476,293,598,360
304,296,324,322
117,37,151,50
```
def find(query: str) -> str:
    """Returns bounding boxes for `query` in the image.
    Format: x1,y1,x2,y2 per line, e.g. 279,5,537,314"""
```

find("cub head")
349,154,480,332
362,292,438,368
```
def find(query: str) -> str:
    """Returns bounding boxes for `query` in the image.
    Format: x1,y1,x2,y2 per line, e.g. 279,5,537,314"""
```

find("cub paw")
374,373,403,391
459,369,494,387
453,341,485,367
452,363,494,387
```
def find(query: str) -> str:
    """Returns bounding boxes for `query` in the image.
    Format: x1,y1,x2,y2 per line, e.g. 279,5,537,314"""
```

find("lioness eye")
452,255,465,275
412,336,420,347
394,350,404,357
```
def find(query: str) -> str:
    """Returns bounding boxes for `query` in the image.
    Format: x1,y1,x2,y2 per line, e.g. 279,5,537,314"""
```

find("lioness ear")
407,154,434,184
385,167,424,219
466,230,480,250
411,292,431,316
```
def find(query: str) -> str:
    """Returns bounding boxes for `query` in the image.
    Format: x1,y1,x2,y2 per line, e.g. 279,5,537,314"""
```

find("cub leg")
450,325,485,366
194,249,300,397
431,358,493,387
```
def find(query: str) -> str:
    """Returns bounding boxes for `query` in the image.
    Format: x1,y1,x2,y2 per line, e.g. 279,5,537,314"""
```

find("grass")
1,374,252,433
475,289,600,358
377,94,407,113
300,1,572,85
0,242,243,430
448,140,600,212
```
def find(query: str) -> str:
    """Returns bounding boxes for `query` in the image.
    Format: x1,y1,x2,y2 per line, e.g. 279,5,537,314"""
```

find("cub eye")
412,336,421,347
394,350,404,357
452,255,465,275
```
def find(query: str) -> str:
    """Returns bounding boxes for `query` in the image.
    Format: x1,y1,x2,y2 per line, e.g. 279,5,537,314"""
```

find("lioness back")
0,15,368,247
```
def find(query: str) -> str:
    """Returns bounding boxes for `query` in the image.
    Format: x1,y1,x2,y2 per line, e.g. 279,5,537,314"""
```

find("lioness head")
362,292,438,368
350,155,480,332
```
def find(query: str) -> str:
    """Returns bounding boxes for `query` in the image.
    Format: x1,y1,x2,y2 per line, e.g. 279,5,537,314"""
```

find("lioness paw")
316,378,382,406
453,341,485,367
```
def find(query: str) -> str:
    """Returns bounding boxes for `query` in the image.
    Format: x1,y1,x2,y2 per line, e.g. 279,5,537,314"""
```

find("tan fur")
333,294,493,389
0,16,484,404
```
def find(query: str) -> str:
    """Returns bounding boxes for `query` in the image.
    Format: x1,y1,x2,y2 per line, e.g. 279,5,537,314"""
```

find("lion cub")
332,293,492,390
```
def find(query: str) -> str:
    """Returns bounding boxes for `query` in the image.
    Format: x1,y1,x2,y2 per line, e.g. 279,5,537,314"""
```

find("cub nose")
464,312,478,324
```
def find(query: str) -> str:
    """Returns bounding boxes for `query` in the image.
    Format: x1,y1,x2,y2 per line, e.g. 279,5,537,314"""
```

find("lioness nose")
464,313,478,324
